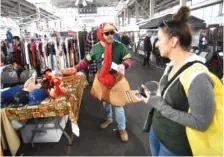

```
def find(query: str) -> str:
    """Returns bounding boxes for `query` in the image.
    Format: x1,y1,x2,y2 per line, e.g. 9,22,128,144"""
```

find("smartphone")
138,84,147,98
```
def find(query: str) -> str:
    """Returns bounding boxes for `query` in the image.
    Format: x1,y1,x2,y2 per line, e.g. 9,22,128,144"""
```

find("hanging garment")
12,42,23,65
68,40,74,67
31,42,37,68
24,42,31,69
72,39,79,65
85,31,98,74
57,44,66,70
38,42,46,69
6,30,13,44
61,51,67,69
44,41,49,68
20,41,27,67
35,43,41,76
79,31,87,59
62,42,68,68
27,43,33,68
46,42,56,70
66,39,70,68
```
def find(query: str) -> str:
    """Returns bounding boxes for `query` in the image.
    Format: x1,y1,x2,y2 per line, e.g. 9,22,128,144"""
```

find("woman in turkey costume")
62,23,133,142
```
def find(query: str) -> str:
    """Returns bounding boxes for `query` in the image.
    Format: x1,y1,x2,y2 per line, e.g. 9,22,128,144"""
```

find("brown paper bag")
90,74,143,106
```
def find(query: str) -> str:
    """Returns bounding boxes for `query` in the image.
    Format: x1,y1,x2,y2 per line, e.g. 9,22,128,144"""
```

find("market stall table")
1,72,88,156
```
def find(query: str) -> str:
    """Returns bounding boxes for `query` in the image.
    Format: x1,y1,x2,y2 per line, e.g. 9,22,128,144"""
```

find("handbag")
142,108,154,132
90,73,131,107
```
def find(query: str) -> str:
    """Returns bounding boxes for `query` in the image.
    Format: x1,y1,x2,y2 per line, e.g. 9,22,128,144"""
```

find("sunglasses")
102,31,115,36
162,20,174,36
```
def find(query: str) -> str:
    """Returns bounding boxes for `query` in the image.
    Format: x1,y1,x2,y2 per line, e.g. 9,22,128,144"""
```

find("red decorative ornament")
44,71,53,80
52,78,62,97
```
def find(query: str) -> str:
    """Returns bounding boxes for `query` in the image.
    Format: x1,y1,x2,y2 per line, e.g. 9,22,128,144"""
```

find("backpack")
180,62,223,156
1,71,18,84
19,70,33,83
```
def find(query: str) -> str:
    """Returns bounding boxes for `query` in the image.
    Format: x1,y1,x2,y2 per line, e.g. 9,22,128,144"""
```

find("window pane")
203,6,212,20
192,8,204,19
192,0,208,5
222,3,224,14
212,4,220,17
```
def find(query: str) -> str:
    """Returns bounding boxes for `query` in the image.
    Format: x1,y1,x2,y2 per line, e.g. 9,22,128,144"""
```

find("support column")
46,20,49,32
60,20,62,31
115,15,120,29
180,0,186,6
119,16,122,29
122,11,125,27
36,6,40,31
36,21,39,31
124,7,127,26
150,0,155,18
18,2,22,16
135,1,139,23
127,7,130,25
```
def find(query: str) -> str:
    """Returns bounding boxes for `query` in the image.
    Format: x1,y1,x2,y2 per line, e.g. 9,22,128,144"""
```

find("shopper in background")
113,32,121,42
12,36,22,66
153,38,165,69
1,41,7,58
121,33,130,47
142,6,222,156
142,32,152,67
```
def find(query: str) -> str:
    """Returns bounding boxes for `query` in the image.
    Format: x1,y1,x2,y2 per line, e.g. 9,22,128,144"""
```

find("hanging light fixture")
75,0,93,6
75,0,80,6
82,0,87,7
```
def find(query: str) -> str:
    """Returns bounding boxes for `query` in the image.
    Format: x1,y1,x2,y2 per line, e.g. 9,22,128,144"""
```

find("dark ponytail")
172,6,190,22
159,6,192,50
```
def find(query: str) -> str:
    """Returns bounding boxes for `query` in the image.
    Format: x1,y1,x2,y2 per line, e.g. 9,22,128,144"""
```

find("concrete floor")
10,52,164,156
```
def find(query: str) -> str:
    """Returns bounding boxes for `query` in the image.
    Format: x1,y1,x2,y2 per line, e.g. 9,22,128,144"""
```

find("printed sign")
78,5,97,14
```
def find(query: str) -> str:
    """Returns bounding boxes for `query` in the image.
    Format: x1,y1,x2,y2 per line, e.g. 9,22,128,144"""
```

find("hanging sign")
78,5,97,14
60,31,77,37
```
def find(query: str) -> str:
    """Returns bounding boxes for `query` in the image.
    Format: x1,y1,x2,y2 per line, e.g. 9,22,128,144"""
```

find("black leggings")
156,55,166,67
142,51,150,66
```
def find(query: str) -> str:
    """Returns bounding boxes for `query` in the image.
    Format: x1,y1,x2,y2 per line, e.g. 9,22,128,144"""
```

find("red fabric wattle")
96,23,116,88
98,43,115,88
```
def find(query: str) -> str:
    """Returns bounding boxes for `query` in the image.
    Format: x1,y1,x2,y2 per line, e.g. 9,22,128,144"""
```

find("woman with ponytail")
142,6,223,156
62,23,133,142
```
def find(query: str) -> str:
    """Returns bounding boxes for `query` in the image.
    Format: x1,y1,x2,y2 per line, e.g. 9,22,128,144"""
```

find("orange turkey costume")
89,24,129,106
62,23,143,106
